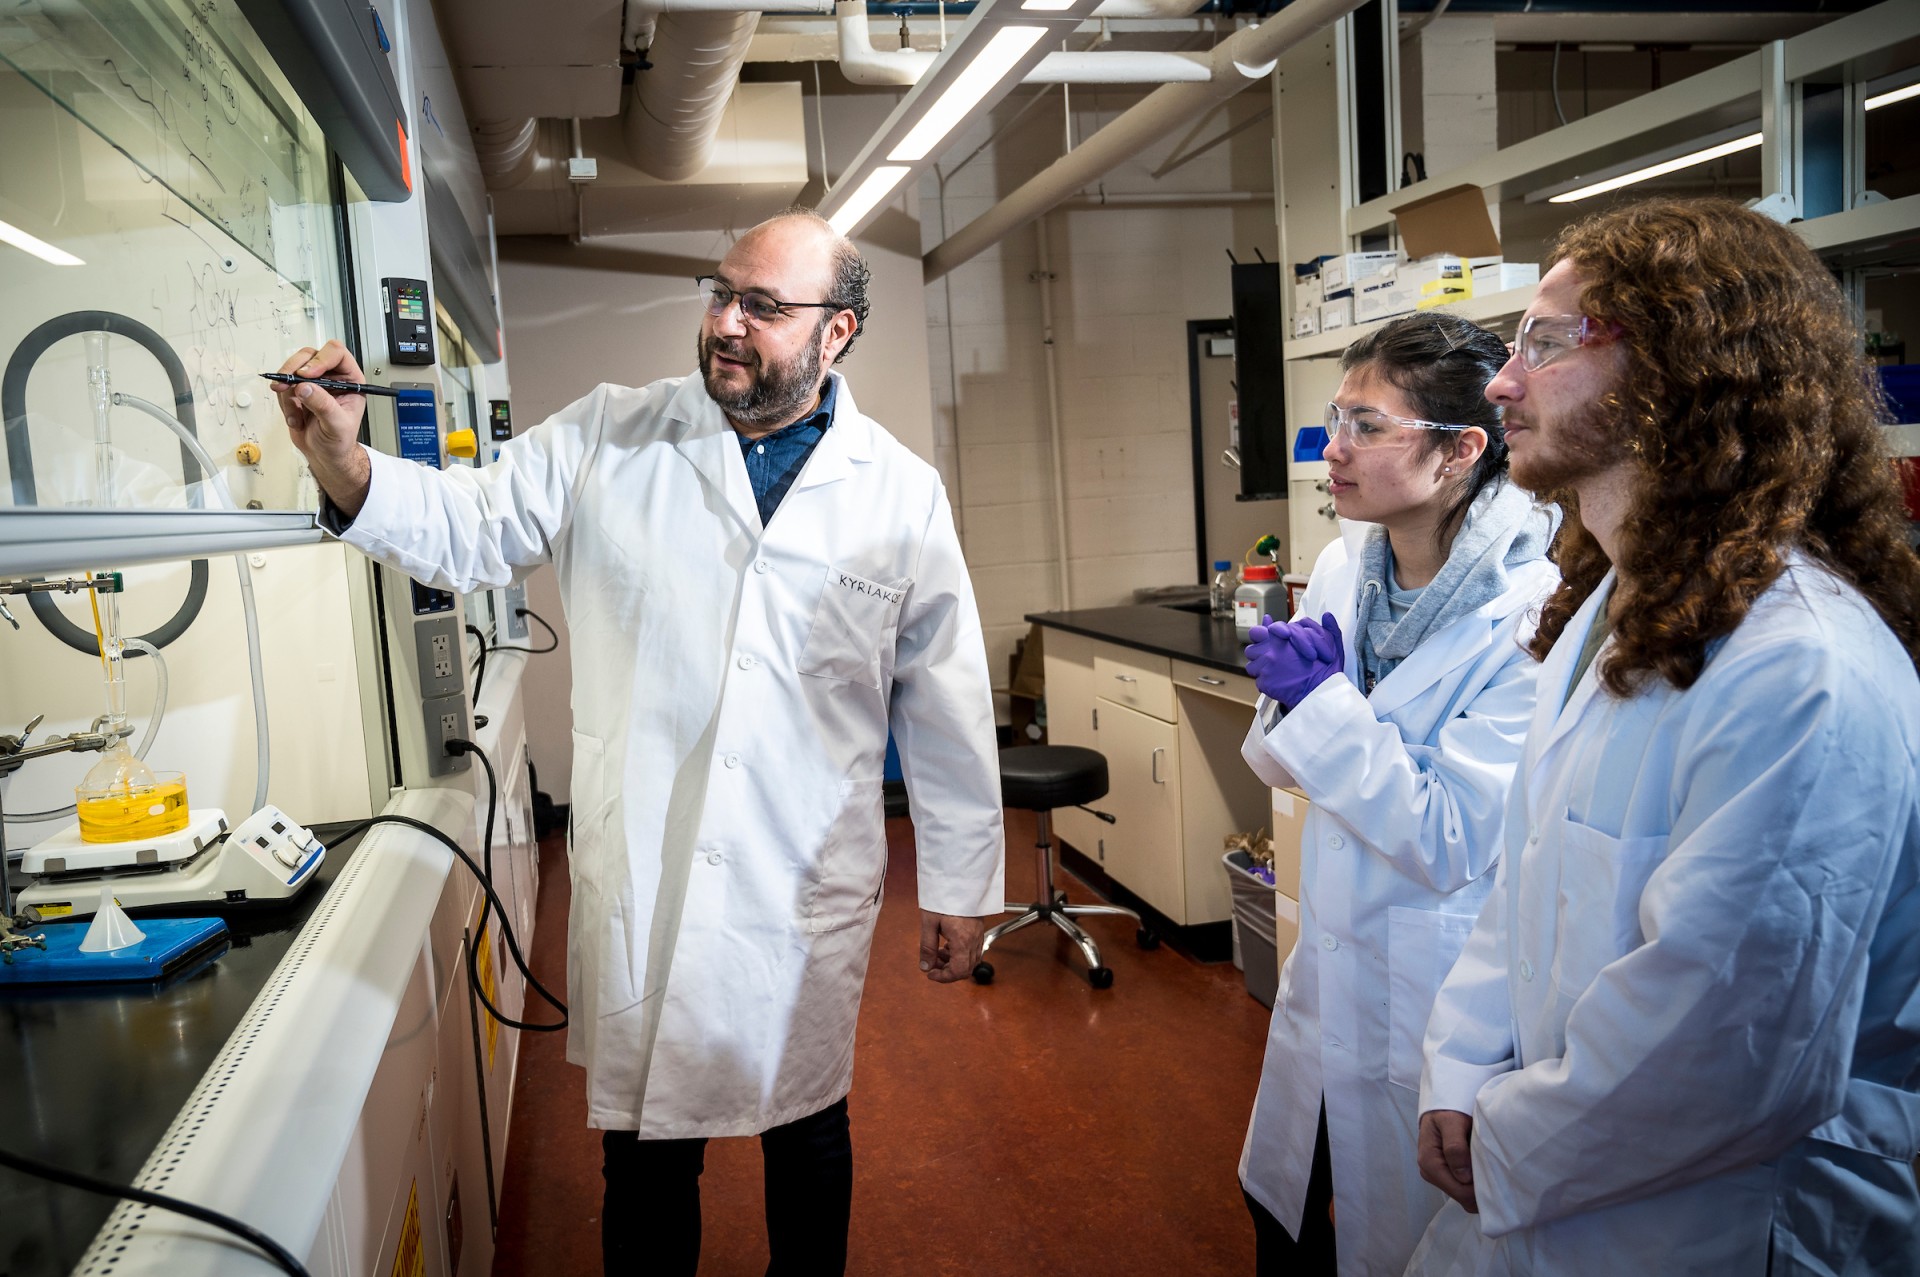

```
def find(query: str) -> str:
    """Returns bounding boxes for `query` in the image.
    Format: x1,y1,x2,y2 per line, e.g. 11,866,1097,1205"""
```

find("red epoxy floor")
493,812,1270,1275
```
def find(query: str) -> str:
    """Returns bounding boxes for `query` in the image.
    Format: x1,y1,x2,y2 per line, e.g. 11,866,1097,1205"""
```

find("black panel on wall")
1231,263,1287,502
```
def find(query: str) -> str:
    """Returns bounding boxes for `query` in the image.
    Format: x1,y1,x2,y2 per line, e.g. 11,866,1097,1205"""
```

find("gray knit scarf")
1354,478,1555,694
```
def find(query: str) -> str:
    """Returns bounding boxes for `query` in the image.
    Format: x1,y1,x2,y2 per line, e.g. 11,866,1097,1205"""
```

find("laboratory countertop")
0,822,364,1277
1026,604,1254,677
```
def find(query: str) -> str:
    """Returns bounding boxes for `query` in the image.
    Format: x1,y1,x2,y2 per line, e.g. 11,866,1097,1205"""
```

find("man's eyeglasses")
1323,402,1474,451
1516,314,1611,372
696,276,840,328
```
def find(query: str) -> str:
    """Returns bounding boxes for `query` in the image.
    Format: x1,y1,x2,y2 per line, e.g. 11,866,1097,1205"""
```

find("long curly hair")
1528,197,1920,691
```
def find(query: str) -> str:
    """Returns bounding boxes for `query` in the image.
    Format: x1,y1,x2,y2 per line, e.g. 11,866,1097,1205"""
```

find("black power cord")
0,744,567,1273
465,623,488,702
489,606,558,655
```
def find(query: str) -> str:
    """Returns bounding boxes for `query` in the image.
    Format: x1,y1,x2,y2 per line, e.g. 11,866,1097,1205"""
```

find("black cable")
328,749,566,1033
0,1144,310,1276
448,739,553,1032
464,623,488,702
489,606,558,655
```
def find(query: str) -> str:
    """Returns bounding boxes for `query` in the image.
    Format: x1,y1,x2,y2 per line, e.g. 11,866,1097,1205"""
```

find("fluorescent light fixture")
1866,81,1920,111
827,166,912,235
886,25,1050,162
1548,132,1762,204
1021,0,1077,8
0,218,83,266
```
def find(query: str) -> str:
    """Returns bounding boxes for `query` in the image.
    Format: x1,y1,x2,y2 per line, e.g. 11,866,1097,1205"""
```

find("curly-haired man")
1409,197,1920,1275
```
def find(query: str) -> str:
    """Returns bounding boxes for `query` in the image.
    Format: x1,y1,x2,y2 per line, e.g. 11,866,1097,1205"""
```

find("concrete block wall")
921,84,1278,708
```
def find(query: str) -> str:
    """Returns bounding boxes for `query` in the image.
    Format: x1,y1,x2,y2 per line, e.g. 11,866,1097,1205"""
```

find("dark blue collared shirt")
740,375,836,527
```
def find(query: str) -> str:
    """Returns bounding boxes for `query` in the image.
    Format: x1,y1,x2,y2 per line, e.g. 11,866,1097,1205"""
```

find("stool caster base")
1089,966,1114,989
1137,927,1160,950
972,961,995,985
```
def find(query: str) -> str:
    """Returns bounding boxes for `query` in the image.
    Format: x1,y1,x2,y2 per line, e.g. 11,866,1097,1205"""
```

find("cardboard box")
1274,889,1300,968
1321,251,1399,300
1293,273,1322,315
1290,308,1320,339
1270,786,1307,894
1392,183,1504,261
1472,261,1540,295
1319,296,1353,332
1354,269,1417,324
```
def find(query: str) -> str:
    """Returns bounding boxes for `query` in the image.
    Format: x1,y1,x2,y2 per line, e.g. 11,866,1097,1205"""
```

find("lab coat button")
1529,825,1540,843
737,655,756,670
1520,959,1535,982
1321,935,1338,951
723,753,741,769
754,560,771,574
1327,834,1345,850
706,850,723,866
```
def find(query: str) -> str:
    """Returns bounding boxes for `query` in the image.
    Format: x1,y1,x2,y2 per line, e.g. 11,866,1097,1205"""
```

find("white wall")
921,85,1279,708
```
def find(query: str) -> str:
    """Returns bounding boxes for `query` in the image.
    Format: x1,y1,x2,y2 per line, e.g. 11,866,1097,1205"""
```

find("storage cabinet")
1041,628,1275,927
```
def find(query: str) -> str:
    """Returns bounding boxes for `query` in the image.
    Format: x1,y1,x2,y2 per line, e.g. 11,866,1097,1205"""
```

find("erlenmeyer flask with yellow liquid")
72,569,190,844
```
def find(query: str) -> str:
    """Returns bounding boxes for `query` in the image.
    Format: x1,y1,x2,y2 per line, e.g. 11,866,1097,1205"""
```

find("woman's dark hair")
1340,311,1511,546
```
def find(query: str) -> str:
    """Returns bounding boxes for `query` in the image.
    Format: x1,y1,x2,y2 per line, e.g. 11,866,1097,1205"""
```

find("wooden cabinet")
1039,627,1273,927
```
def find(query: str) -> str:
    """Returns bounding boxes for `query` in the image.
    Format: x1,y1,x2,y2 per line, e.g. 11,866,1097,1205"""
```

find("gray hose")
110,392,271,814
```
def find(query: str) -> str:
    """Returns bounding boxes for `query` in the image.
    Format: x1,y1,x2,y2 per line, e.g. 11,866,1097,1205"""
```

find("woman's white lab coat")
1410,557,1920,1276
334,372,1004,1137
1238,526,1558,1277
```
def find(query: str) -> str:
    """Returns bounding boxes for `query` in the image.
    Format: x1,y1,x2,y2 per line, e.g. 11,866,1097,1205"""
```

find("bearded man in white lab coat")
270,210,1004,1276
1406,196,1920,1276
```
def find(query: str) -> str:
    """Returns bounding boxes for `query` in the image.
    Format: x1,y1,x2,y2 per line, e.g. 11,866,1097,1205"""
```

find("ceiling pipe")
624,11,761,181
473,118,540,187
924,0,1365,280
834,0,1211,84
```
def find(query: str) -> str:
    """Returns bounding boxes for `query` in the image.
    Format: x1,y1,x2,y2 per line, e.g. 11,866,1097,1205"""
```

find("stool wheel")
972,961,995,985
1136,928,1160,950
1089,966,1114,990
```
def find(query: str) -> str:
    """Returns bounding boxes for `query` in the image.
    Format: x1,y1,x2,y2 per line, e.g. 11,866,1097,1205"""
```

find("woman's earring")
1442,466,1453,474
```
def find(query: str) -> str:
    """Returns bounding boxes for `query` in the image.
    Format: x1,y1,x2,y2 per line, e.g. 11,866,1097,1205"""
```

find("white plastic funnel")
80,888,147,953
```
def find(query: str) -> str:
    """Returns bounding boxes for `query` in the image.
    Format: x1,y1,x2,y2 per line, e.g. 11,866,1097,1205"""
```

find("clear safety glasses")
1516,314,1611,372
696,276,839,329
1323,402,1473,450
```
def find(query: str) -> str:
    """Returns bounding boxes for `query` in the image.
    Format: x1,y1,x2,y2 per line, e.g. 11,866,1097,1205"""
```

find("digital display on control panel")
489,399,513,441
383,277,434,365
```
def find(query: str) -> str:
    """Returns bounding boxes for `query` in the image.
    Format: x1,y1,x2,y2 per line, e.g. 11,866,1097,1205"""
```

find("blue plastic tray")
0,917,230,986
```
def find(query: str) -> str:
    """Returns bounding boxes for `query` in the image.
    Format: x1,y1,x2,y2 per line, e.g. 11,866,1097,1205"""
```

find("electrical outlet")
430,633,453,679
424,694,471,777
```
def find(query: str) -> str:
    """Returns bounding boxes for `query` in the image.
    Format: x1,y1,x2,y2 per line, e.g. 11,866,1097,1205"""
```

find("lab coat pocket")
1386,906,1479,1091
806,778,887,933
1550,819,1669,995
799,566,908,691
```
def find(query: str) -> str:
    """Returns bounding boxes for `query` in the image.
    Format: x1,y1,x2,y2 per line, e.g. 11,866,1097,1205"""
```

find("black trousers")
1244,1103,1337,1276
601,1096,853,1277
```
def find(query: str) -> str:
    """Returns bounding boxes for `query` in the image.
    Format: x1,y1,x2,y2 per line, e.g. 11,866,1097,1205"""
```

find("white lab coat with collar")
1237,525,1558,1277
333,371,1004,1137
1410,556,1920,1276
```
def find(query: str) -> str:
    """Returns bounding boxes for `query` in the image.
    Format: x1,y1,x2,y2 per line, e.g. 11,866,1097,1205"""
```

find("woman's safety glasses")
696,275,840,329
1515,314,1610,371
1323,402,1473,450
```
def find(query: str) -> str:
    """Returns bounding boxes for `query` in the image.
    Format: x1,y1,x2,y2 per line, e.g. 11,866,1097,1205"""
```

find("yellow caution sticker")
390,1179,424,1277
476,923,499,1069
35,904,73,919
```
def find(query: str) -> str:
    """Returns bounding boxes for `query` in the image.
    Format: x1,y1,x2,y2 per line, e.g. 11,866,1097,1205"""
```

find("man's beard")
1507,394,1635,496
699,324,825,428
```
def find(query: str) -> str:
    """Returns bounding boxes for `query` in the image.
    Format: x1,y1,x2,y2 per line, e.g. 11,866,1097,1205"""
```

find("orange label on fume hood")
390,1179,424,1277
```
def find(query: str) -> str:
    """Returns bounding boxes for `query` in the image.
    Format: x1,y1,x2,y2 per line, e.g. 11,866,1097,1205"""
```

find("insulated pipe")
633,0,1210,13
834,1,1210,86
624,11,760,181
924,0,1365,281
473,118,539,188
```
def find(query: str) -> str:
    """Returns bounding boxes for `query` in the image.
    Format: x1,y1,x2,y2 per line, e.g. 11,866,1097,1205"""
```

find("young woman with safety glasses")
1235,311,1561,1277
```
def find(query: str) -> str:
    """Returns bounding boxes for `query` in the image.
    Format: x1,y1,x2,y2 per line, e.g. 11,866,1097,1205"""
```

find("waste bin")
1224,849,1279,1008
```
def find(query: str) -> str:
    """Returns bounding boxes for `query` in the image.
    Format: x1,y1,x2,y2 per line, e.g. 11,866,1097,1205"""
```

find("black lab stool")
974,745,1159,989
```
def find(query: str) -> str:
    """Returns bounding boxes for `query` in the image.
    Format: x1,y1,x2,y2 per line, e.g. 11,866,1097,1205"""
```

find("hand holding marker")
259,372,401,398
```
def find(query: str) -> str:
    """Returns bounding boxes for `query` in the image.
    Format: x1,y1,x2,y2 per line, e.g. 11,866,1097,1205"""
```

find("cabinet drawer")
1095,651,1175,722
1172,660,1257,708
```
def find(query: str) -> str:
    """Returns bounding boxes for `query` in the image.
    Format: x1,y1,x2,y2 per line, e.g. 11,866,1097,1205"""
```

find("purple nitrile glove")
1244,611,1345,710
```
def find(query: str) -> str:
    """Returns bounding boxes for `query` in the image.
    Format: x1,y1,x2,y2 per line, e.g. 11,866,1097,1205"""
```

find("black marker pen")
259,372,402,398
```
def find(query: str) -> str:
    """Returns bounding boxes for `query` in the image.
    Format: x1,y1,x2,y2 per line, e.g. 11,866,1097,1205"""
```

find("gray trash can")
1224,849,1279,1008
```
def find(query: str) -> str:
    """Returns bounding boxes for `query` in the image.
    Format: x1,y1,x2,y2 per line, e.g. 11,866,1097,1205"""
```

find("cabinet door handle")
1151,747,1165,784
1197,675,1226,686
1113,674,1137,683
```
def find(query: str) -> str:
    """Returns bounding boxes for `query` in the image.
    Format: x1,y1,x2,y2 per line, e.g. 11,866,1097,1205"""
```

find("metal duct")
473,117,540,188
924,0,1366,280
624,12,760,182
834,1,1212,85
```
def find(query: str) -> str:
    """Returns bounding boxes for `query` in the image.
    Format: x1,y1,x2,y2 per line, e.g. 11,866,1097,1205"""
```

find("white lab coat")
1411,556,1920,1276
1238,526,1558,1277
334,371,1004,1136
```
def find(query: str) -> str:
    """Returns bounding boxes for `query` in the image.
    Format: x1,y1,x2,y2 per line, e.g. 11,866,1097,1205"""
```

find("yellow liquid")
76,777,190,844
